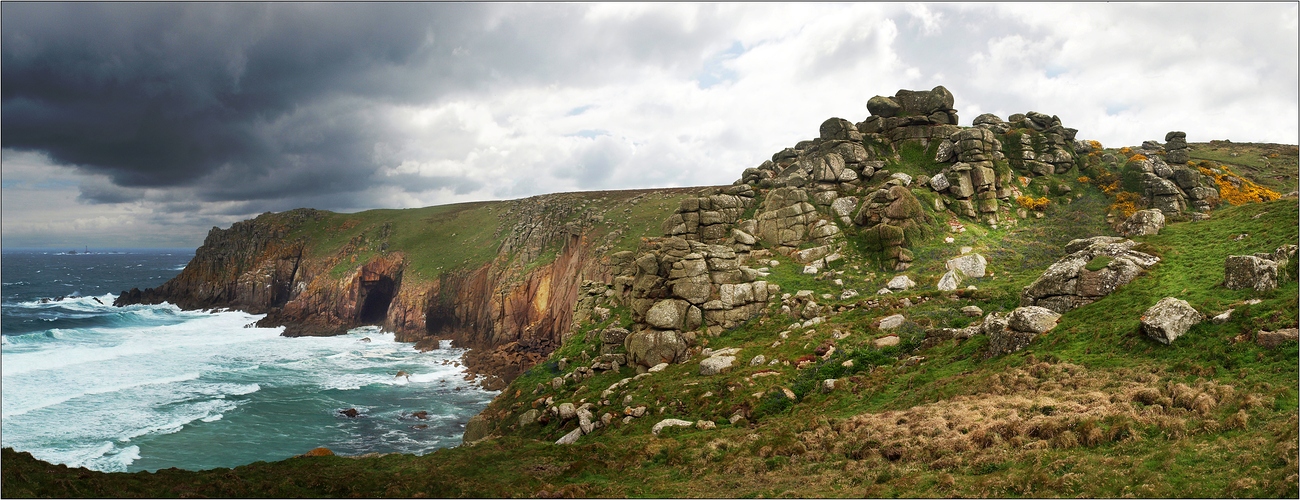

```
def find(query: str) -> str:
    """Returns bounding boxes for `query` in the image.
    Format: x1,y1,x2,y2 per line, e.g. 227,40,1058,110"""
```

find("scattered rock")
961,305,983,317
462,414,492,443
873,335,900,348
555,427,584,445
695,420,717,430
699,355,737,376
946,253,987,279
750,354,766,366
652,418,695,436
625,329,691,368
878,314,905,329
887,275,916,290
1141,297,1203,345
1257,328,1299,348
518,409,540,427
937,269,963,291
821,379,838,393
1223,255,1279,292
1007,306,1062,334
1021,236,1159,313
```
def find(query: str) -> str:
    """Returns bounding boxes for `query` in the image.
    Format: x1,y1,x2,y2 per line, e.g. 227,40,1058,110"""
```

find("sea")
1,248,496,473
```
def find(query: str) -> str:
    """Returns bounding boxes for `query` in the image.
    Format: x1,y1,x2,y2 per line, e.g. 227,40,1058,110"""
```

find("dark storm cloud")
1,3,730,209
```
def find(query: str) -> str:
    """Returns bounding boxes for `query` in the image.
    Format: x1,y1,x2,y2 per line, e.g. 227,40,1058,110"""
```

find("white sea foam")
2,304,490,472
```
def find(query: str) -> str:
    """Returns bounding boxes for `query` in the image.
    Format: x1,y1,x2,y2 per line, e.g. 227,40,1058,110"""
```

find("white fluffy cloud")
3,3,1295,248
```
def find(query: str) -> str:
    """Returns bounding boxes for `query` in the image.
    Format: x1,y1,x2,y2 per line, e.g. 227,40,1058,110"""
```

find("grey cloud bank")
2,3,1295,248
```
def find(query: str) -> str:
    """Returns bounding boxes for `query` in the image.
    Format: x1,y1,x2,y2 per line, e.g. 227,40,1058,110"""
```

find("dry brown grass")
795,361,1245,470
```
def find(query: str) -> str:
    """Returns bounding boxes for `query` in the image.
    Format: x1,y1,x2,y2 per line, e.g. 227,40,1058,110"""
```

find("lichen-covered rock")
1118,209,1166,236
651,418,695,436
625,329,690,368
1258,328,1299,348
1021,236,1159,313
887,275,916,290
1007,306,1061,334
1141,297,1203,345
1224,255,1279,292
937,269,963,291
646,299,690,330
878,314,905,329
699,355,736,376
946,253,987,279
462,414,492,444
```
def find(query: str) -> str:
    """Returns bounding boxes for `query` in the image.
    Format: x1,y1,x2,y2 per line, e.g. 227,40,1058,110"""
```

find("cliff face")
115,209,319,312
116,192,679,387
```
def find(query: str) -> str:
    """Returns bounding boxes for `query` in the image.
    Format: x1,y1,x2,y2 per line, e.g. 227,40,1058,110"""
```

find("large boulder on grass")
1140,297,1203,345
1223,255,1279,292
1021,236,1159,313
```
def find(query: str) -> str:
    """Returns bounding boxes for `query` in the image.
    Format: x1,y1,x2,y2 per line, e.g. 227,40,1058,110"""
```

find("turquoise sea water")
1,250,495,472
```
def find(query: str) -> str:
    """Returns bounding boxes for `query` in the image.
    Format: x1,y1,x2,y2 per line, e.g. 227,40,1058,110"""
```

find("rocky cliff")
116,189,699,388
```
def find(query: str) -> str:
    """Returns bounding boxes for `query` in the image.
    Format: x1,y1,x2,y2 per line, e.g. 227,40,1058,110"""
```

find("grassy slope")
277,188,698,283
4,145,1297,498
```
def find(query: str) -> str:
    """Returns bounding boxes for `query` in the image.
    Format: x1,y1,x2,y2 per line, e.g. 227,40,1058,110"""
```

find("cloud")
2,3,1295,248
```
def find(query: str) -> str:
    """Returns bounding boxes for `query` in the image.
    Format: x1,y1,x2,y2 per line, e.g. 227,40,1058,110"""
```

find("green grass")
5,140,1296,498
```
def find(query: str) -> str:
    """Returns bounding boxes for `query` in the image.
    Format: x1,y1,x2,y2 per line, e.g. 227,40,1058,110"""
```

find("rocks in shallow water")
339,408,360,418
1118,209,1165,237
1141,297,1203,345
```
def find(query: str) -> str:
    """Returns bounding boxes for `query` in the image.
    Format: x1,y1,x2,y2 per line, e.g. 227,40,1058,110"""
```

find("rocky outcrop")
662,186,756,242
1125,132,1219,215
1141,297,1203,345
860,86,960,145
115,209,319,312
1021,236,1160,313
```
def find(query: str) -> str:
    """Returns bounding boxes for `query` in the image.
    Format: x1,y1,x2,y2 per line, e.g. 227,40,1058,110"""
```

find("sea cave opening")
357,276,396,325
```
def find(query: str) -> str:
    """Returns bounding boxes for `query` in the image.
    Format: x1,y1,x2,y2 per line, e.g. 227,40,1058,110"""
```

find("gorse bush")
1198,165,1280,206
1015,196,1051,211
1109,191,1142,218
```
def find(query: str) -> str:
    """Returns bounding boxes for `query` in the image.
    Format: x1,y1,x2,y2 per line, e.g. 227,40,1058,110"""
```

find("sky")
2,3,1296,249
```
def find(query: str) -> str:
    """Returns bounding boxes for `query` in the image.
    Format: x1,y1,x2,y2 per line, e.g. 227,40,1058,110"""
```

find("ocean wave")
3,372,203,419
